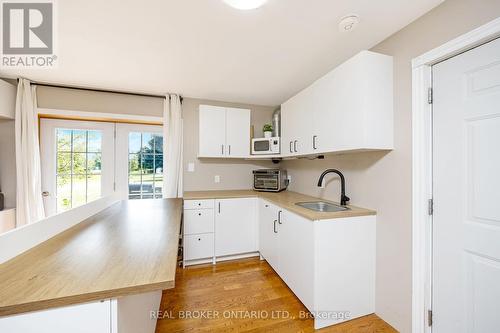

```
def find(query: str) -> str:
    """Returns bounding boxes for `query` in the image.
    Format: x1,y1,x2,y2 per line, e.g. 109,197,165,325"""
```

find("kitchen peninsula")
0,199,182,333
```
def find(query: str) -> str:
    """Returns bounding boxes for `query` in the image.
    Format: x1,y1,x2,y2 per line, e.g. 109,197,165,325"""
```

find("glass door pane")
127,132,163,200
40,119,115,216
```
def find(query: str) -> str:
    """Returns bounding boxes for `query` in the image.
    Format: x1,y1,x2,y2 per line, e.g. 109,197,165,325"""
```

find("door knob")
42,191,50,197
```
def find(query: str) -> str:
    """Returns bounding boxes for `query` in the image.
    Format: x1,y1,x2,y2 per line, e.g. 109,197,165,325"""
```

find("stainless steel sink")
295,201,349,212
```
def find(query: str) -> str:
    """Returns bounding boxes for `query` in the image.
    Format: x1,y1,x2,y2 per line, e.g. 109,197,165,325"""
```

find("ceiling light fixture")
223,0,268,10
339,15,360,32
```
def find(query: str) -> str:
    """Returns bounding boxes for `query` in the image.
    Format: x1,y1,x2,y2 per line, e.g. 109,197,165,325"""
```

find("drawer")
184,199,215,210
184,209,214,235
184,233,214,261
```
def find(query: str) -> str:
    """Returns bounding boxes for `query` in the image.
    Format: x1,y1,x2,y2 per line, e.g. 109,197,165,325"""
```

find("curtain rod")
22,79,183,103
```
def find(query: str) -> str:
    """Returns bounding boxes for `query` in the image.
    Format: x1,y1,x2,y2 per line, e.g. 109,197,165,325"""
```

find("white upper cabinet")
281,50,393,156
0,79,16,120
225,107,251,158
199,105,226,157
198,105,250,158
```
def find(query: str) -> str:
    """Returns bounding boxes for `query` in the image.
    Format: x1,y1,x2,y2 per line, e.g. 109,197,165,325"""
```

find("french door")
40,119,115,216
115,123,164,200
40,119,164,216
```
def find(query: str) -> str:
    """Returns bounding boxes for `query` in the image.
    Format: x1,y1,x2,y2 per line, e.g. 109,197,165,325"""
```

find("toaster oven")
253,169,288,192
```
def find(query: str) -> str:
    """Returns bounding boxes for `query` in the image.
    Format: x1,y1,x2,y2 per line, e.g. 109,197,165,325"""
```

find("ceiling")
0,0,443,106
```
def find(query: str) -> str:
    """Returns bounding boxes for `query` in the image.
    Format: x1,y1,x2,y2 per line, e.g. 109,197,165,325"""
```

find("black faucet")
317,169,350,206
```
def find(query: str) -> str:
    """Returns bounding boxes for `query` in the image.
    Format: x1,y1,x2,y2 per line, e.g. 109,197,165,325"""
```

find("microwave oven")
253,169,288,192
251,137,280,155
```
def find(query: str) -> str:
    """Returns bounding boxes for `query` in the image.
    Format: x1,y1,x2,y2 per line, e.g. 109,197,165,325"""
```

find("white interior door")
115,123,163,200
40,119,115,216
432,38,500,332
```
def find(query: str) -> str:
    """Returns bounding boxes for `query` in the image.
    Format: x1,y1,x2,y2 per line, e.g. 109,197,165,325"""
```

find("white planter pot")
264,131,272,138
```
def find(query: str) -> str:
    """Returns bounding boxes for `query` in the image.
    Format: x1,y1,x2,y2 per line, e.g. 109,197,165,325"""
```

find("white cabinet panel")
279,210,314,311
184,199,214,210
184,209,214,235
215,198,258,256
198,105,251,158
226,107,251,157
199,105,226,157
258,200,280,270
184,233,214,260
281,50,393,156
0,300,111,333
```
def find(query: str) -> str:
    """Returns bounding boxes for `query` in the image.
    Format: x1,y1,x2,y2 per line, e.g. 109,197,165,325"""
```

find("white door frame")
411,17,500,333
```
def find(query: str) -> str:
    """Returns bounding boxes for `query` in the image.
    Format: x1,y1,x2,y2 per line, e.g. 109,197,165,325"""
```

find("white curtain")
163,94,183,198
15,79,45,226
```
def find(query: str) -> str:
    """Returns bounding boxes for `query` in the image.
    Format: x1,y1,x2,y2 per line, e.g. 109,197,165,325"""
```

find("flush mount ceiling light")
223,0,268,10
339,15,360,32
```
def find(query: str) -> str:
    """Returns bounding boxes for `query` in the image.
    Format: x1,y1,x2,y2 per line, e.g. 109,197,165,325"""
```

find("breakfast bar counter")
0,199,182,318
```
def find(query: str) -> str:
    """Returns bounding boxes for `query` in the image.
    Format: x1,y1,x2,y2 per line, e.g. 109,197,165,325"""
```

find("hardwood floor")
156,258,397,333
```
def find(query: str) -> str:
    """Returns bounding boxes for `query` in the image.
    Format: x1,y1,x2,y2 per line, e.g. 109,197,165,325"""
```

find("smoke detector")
339,15,360,32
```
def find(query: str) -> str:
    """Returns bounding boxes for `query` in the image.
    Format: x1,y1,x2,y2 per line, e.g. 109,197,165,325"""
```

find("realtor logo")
1,0,57,67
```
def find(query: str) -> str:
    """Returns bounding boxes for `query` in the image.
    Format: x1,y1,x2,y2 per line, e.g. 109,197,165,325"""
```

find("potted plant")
263,124,273,138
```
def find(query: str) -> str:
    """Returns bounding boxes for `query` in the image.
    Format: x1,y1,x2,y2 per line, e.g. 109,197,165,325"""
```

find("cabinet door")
258,200,279,269
281,89,314,156
226,107,250,157
199,105,226,157
215,198,257,256
278,210,314,311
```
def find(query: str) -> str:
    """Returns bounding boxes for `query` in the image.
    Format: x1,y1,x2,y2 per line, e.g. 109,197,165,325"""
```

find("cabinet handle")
221,144,224,155
228,145,231,155
265,204,269,208
278,210,282,224
198,238,201,241
313,135,317,150
218,202,221,213
289,141,293,153
198,213,201,216
273,220,278,233
293,140,298,152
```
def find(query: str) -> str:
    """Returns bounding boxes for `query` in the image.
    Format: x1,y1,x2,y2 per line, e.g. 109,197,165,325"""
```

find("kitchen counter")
0,199,182,317
183,190,375,220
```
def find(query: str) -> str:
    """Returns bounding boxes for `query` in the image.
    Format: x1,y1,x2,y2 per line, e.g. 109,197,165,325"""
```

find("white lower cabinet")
183,198,258,266
258,200,280,271
184,233,214,261
278,210,314,312
258,199,376,329
183,200,215,264
215,198,258,256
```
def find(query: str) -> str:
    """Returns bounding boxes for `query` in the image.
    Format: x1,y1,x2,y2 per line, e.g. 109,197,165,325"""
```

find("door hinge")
428,309,433,326
428,87,433,104
428,199,434,215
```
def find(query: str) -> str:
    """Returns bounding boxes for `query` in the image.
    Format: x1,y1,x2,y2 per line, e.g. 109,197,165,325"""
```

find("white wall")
0,79,16,209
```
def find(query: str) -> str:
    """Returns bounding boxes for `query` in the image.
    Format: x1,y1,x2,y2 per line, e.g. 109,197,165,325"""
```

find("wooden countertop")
0,199,182,317
183,190,375,220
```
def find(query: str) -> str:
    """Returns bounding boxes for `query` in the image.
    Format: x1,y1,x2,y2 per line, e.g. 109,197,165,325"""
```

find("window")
56,129,102,212
128,132,163,199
